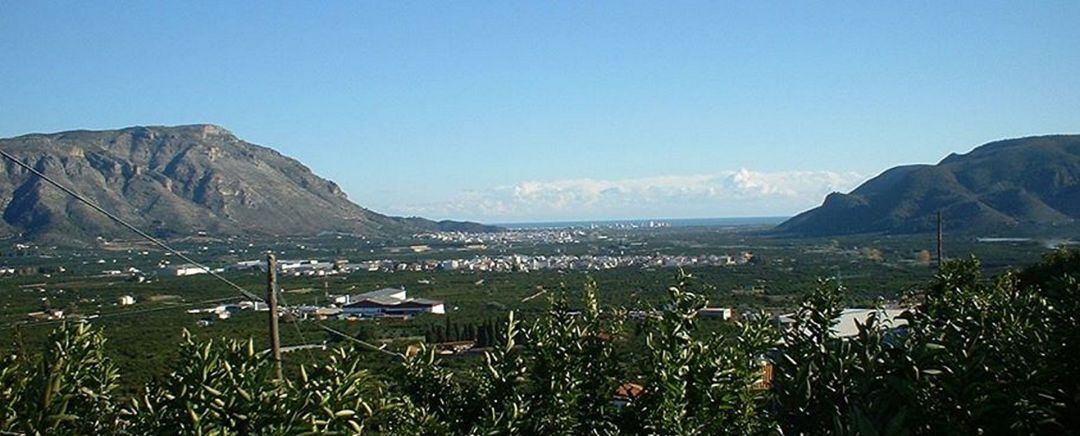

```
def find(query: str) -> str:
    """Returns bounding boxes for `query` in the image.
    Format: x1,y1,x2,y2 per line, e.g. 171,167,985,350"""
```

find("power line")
318,323,404,358
272,287,321,361
0,149,262,303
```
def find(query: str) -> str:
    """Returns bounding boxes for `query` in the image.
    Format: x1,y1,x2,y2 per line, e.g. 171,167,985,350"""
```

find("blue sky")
2,1,1078,223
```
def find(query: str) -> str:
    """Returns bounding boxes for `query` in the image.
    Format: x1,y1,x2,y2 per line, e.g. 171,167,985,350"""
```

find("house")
27,309,64,322
313,307,342,319
434,340,476,355
612,383,645,408
118,295,136,306
751,359,774,390
231,260,265,271
187,303,242,318
698,307,734,320
238,300,268,311
297,306,342,320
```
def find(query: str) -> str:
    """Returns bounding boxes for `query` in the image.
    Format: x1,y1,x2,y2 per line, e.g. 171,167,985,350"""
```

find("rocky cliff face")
777,135,1080,236
0,124,496,243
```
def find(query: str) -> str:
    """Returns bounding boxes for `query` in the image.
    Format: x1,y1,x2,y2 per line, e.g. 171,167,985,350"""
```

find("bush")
1,251,1078,434
0,322,121,434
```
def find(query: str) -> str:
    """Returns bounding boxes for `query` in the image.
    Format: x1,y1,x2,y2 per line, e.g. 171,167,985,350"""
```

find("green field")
0,226,1062,389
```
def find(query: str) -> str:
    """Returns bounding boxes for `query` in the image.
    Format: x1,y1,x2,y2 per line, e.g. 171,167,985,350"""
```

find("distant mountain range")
777,135,1080,236
0,125,499,244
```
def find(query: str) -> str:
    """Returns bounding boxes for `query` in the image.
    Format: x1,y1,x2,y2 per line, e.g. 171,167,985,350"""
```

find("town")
232,252,757,276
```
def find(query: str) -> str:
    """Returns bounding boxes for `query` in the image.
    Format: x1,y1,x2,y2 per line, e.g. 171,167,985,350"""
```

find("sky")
2,1,1079,223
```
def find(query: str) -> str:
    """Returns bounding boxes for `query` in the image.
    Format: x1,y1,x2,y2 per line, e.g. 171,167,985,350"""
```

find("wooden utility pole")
936,212,944,271
267,254,283,380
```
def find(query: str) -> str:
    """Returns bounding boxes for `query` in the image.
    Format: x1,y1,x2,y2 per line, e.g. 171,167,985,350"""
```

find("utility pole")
267,254,282,380
936,212,944,271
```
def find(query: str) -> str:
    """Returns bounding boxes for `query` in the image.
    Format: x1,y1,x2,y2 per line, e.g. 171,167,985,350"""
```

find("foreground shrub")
771,257,1077,434
628,272,776,435
1,250,1078,434
905,258,1070,433
0,322,121,435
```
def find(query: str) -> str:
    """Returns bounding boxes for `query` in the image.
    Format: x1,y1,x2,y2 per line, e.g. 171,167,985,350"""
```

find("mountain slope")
0,124,497,243
777,135,1080,236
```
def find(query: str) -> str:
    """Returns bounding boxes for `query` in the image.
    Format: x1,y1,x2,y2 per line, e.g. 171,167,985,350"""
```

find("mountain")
0,124,499,244
777,135,1080,236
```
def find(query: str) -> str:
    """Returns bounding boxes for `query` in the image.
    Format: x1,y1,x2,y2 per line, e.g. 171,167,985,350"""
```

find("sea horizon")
494,216,788,230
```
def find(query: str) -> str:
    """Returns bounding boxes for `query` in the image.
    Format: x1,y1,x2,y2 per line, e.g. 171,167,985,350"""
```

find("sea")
497,216,788,230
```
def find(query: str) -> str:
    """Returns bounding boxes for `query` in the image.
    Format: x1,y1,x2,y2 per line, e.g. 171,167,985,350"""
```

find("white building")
698,307,733,320
168,264,209,276
777,308,910,339
231,260,265,271
342,297,445,317
340,287,444,317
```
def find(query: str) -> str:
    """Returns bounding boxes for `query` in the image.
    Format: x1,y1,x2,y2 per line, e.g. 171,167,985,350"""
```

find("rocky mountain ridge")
777,135,1080,236
0,124,497,244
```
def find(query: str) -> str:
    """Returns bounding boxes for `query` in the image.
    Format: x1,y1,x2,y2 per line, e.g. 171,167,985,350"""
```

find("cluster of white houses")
324,253,755,274
159,251,757,279
163,259,346,278
414,229,588,245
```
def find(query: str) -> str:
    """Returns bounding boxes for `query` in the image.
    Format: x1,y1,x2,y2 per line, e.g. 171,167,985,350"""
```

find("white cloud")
390,169,865,222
